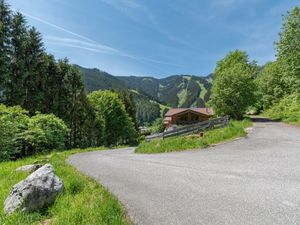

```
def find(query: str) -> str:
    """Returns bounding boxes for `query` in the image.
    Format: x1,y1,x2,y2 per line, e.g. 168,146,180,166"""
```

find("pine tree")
117,90,139,131
7,12,28,105
23,27,46,113
0,0,11,101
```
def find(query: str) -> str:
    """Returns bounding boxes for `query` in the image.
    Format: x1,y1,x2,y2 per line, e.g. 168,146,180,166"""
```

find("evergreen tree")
7,12,28,106
117,90,139,131
0,0,11,101
23,27,46,113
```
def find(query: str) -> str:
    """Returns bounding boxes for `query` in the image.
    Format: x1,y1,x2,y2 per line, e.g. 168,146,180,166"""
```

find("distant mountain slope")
76,65,127,92
117,75,211,107
77,65,212,124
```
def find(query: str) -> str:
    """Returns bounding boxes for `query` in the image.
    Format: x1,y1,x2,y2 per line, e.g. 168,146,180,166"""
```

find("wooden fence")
146,116,229,142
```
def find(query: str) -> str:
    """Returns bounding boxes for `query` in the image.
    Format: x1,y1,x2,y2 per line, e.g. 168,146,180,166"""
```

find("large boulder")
4,164,64,214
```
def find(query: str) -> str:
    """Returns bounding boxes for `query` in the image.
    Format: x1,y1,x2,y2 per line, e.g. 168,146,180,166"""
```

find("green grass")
135,119,252,154
0,147,131,225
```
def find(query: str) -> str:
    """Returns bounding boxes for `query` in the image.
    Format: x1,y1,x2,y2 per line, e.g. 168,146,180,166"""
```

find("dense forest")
0,0,137,161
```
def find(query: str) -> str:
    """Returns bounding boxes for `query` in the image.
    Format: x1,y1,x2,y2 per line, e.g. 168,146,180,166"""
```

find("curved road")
68,119,300,225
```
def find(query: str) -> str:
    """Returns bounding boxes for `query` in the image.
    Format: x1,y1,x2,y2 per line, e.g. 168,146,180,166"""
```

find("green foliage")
210,50,257,119
17,113,69,155
117,75,212,108
0,1,103,149
277,6,300,94
136,100,161,125
88,90,137,146
79,65,212,125
254,6,300,123
263,94,300,124
149,118,165,133
136,119,252,154
116,90,138,131
255,61,285,110
0,147,131,225
0,104,29,161
0,0,11,97
0,104,69,161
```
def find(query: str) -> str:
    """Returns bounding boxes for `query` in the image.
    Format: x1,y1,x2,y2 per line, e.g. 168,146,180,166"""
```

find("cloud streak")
20,11,181,67
45,36,181,67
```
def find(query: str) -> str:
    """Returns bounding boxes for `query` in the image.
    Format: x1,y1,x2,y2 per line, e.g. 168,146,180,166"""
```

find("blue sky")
7,0,299,77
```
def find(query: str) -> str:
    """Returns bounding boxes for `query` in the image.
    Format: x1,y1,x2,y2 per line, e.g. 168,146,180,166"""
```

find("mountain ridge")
77,65,212,124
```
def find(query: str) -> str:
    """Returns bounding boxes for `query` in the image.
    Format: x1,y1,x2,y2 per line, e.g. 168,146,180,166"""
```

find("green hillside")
78,66,212,125
118,75,212,107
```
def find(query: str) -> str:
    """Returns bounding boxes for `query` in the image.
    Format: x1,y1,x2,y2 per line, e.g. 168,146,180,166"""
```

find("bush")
264,94,300,124
0,104,29,161
0,104,69,161
17,113,69,156
149,118,165,133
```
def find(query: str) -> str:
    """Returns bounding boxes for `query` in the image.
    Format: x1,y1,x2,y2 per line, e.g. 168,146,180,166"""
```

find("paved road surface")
68,119,300,225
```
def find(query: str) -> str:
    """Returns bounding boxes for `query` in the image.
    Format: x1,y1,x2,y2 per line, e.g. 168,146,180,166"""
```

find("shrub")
264,94,300,124
149,118,165,133
17,113,69,155
0,104,29,161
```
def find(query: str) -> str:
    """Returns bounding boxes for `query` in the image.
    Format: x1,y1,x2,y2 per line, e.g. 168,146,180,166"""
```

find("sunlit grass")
0,147,131,225
135,119,252,154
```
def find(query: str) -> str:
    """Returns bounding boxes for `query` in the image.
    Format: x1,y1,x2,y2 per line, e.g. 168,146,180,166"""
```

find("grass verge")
135,119,252,154
0,147,131,225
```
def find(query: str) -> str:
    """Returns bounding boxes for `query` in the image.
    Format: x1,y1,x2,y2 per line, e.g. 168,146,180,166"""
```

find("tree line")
210,6,300,123
0,0,137,161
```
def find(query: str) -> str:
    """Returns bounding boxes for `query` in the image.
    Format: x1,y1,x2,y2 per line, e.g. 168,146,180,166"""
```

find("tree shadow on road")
250,116,279,123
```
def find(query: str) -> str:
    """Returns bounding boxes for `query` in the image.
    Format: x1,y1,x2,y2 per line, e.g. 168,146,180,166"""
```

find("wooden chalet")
164,108,214,128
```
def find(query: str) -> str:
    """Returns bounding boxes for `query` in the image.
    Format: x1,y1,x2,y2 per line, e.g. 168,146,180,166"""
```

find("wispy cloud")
20,11,96,44
45,36,181,67
19,11,181,67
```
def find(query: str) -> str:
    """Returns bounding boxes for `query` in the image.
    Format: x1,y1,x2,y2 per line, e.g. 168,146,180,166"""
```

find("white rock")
4,164,64,214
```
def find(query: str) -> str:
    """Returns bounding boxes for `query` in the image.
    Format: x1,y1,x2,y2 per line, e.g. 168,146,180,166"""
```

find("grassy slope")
0,148,131,225
177,88,187,107
197,81,207,100
136,119,252,154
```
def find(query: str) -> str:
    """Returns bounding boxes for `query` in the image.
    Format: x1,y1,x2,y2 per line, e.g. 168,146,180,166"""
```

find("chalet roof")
165,108,214,117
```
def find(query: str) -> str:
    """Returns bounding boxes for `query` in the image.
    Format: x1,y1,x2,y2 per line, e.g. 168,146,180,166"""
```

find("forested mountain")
79,66,212,107
76,65,128,92
78,66,212,125
118,75,211,107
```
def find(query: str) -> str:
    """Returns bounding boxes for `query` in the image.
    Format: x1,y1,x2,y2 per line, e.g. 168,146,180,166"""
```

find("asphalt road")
68,119,300,225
